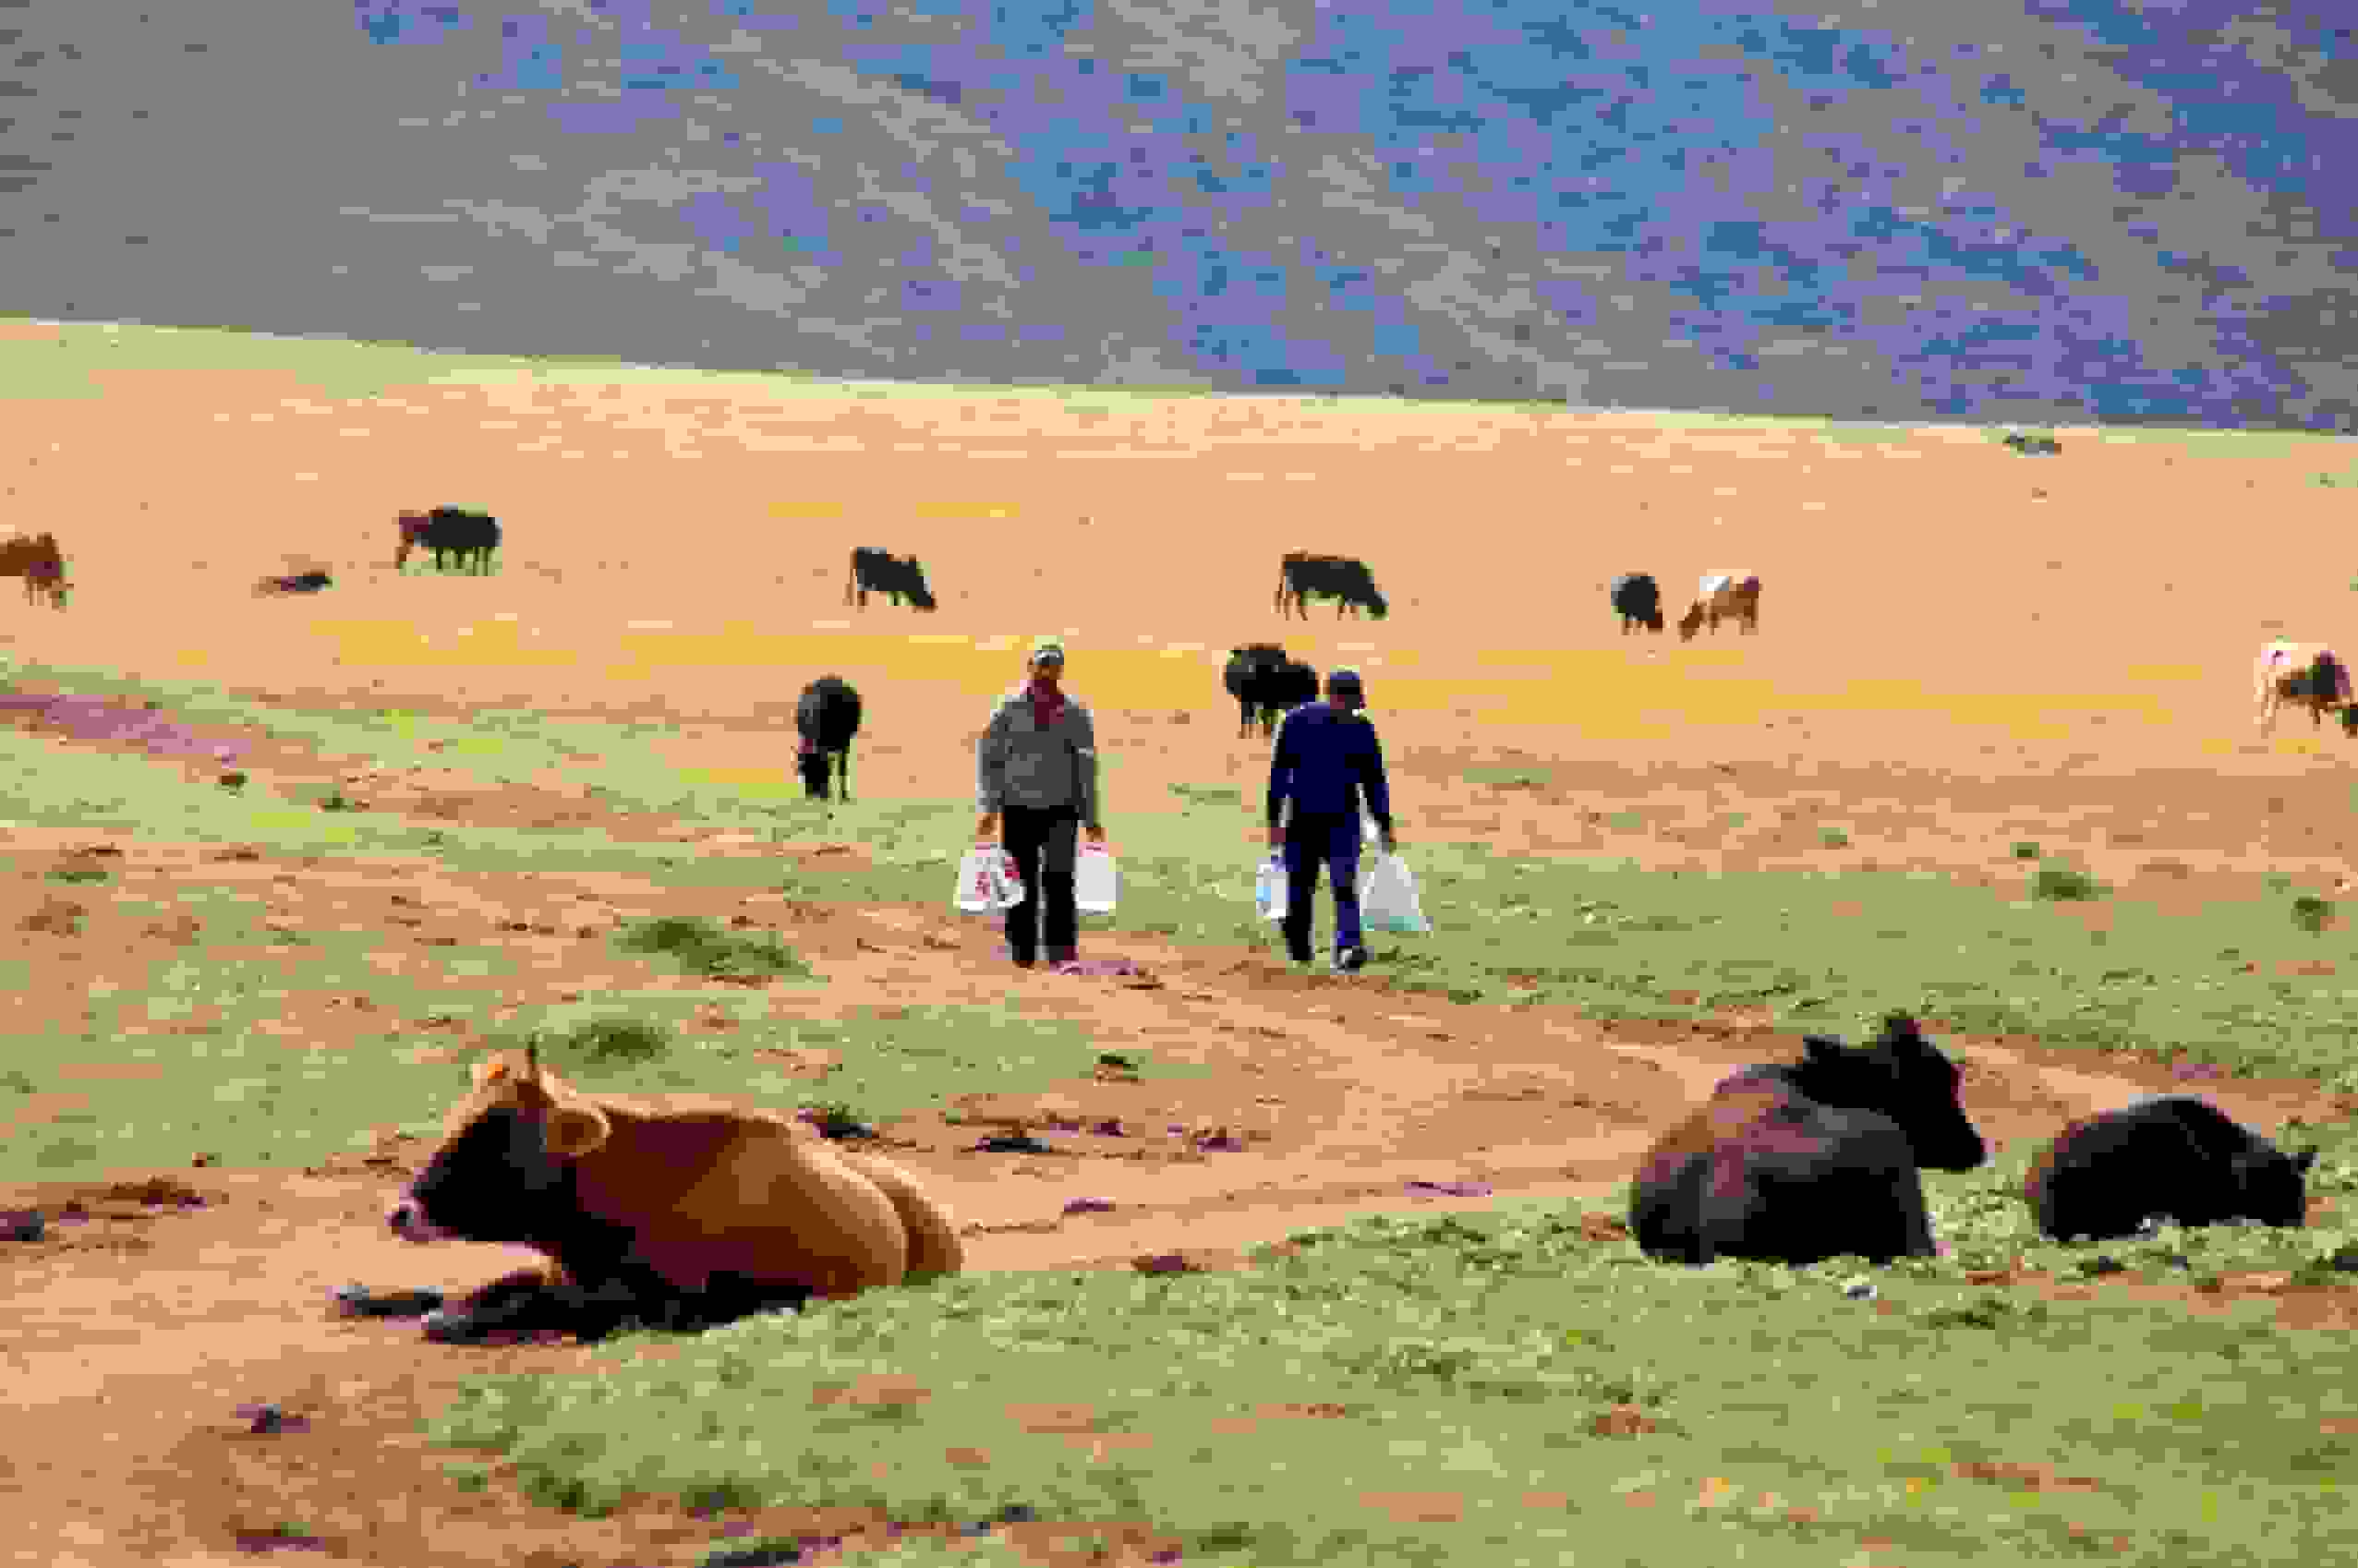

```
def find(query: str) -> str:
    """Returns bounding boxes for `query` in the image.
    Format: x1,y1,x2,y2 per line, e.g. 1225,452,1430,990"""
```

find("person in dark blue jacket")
1266,667,1397,972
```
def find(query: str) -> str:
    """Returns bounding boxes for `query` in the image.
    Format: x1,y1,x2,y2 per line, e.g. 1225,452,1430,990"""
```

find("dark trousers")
1280,812,1363,963
1002,803,1080,964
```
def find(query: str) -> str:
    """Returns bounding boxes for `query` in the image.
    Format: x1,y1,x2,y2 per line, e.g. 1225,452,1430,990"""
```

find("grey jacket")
976,688,1101,825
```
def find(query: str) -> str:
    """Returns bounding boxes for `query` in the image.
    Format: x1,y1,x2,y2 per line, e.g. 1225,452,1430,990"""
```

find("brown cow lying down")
364,1047,962,1343
1676,570,1762,641
1629,1013,1988,1267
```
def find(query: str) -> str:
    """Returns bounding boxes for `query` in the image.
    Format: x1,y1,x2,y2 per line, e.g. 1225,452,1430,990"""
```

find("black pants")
1002,803,1079,964
1280,812,1364,964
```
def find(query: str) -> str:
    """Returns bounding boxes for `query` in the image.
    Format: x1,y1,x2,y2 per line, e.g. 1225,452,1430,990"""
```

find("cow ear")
1803,1036,1846,1067
542,1104,611,1159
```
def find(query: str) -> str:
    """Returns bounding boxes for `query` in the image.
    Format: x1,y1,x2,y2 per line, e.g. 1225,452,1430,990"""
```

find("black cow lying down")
2023,1095,2316,1243
1631,1013,1989,1266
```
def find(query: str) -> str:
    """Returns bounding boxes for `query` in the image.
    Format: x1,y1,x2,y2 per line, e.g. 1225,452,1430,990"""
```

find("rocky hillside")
6,0,2352,427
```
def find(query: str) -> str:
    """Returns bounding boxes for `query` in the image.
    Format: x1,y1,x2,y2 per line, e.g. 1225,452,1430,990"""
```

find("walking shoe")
1332,946,1367,974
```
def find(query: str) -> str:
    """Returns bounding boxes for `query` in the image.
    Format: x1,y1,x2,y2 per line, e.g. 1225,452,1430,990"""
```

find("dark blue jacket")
1266,700,1392,830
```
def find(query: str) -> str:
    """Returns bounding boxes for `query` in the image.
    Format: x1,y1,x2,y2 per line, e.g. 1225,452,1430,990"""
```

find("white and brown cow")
1677,570,1761,641
2254,639,2355,735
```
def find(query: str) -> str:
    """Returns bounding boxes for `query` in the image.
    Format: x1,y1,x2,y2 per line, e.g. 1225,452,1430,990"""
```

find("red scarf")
1029,681,1065,729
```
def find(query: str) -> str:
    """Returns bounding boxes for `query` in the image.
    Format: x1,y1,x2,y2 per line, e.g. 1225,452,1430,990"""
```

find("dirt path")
6,888,2351,1568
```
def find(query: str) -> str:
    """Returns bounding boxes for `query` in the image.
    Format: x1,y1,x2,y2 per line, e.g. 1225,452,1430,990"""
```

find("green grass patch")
2030,860,2106,902
1463,766,1553,791
485,1000,1098,1131
426,1157,2358,1566
1167,782,1244,810
6,931,1092,1177
614,915,815,984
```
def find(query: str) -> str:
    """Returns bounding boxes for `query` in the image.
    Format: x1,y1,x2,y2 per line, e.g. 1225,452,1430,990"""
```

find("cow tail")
840,1152,965,1279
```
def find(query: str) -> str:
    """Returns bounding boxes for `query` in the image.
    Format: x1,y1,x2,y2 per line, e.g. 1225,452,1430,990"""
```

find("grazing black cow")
845,546,937,611
395,508,502,574
1224,643,1319,739
2023,1096,2316,1243
1224,645,1286,738
1271,655,1319,722
1610,573,1663,634
1630,1013,1989,1267
1276,552,1387,621
255,570,333,597
794,674,863,802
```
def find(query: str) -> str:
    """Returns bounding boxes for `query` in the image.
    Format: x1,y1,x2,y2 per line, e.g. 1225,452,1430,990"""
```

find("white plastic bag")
953,843,1024,914
1075,843,1119,914
1253,855,1288,922
1358,851,1431,935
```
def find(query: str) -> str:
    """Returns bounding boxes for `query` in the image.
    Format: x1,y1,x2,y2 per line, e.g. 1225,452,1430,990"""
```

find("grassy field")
5,663,2358,1558
9,658,2358,1106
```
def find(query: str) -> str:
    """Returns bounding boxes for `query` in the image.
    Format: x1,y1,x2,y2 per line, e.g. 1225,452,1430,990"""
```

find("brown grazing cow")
0,531,69,609
1677,570,1761,641
370,1047,961,1343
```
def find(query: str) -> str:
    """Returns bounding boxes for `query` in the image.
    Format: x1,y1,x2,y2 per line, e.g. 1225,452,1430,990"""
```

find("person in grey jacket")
975,640,1105,969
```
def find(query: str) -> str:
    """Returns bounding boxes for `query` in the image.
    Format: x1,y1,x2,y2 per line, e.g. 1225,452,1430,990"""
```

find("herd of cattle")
0,509,509,606
327,1009,2315,1345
